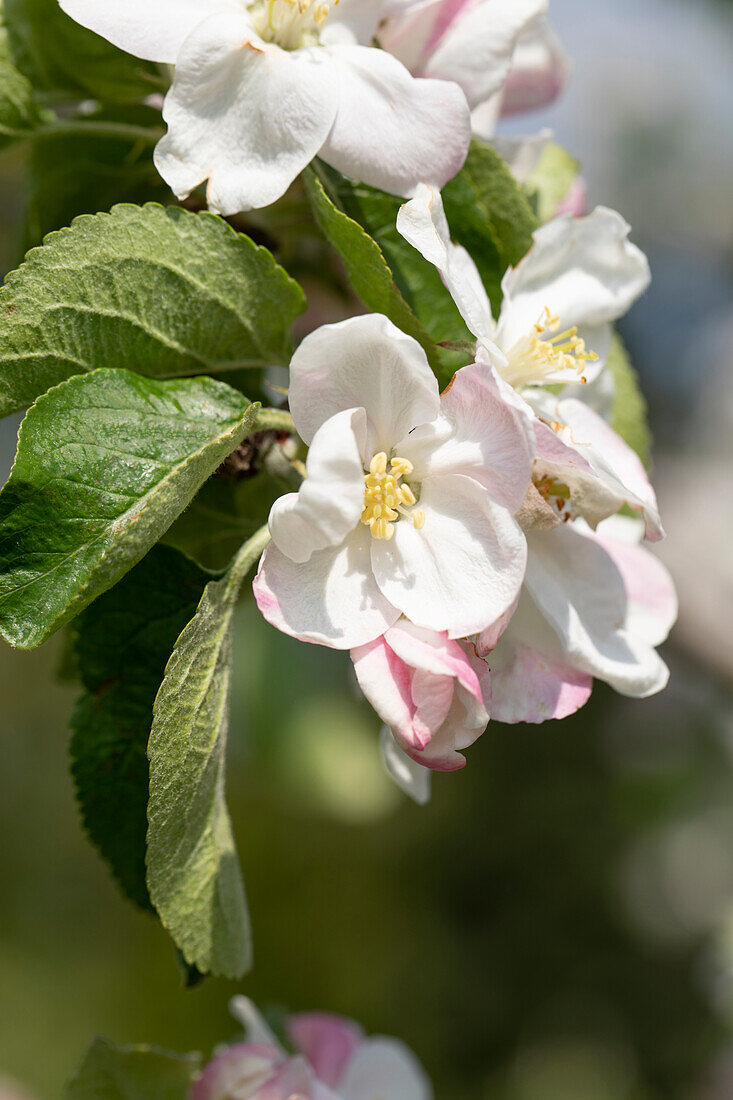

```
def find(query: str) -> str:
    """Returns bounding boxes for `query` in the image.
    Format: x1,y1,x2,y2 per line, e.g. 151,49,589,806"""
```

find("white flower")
192,997,432,1100
480,515,677,724
396,185,660,535
59,0,472,214
352,618,491,772
397,184,650,389
254,313,533,649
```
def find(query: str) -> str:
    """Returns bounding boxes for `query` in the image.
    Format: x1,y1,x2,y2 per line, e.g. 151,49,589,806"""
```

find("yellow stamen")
361,454,425,540
503,306,599,388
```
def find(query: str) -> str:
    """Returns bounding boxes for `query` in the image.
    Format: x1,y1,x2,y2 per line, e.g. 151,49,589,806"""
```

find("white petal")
155,17,338,214
396,184,496,346
229,996,283,1051
496,207,651,367
322,0,386,46
58,0,234,63
553,397,663,539
380,726,432,805
288,314,440,452
525,524,670,697
254,527,400,649
423,0,548,110
587,517,677,647
377,0,446,72
500,16,569,116
397,362,534,511
486,593,593,723
319,45,471,196
371,474,527,638
339,1036,432,1100
491,130,552,185
269,408,366,564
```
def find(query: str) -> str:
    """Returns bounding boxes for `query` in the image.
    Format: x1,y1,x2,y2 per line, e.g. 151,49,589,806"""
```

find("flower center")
361,452,425,541
502,307,599,389
249,0,338,49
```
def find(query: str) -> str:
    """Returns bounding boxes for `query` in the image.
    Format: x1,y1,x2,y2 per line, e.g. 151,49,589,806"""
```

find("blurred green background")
2,0,733,1097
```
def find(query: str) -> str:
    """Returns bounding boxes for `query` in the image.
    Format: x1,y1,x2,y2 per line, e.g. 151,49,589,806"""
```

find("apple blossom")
191,996,431,1100
396,186,661,534
397,185,650,391
58,0,472,215
351,618,491,772
254,313,532,649
480,515,677,724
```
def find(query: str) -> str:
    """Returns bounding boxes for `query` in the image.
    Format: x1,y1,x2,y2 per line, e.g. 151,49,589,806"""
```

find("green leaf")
441,138,538,309
304,165,455,379
525,141,580,224
147,526,271,979
164,471,283,571
0,202,307,418
606,332,652,468
0,368,259,649
6,0,162,103
71,545,211,910
0,51,42,149
22,105,167,251
64,1037,200,1100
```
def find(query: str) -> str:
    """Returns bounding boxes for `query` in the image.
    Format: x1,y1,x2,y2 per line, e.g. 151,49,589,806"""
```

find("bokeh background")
1,0,733,1097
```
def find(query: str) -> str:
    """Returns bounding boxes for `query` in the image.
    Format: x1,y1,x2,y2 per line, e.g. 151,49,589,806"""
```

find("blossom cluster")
57,0,677,802
192,998,430,1100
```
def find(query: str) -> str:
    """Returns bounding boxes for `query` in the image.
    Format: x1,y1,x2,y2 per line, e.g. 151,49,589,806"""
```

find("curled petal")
380,726,432,805
337,1036,433,1100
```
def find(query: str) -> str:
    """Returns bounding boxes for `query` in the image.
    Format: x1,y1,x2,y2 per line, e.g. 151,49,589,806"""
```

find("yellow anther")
361,454,424,540
254,0,338,48
503,306,600,388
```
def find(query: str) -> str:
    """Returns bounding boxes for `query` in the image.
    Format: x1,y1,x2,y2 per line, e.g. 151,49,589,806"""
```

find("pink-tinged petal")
555,398,663,540
586,517,677,647
380,726,432,804
288,1013,363,1090
423,0,548,110
338,1036,432,1100
319,45,471,196
371,475,527,638
258,1056,322,1100
254,527,400,650
378,0,452,72
288,314,440,452
525,524,670,697
489,635,592,724
500,17,568,116
556,178,588,218
397,363,534,511
191,1043,282,1100
384,620,483,701
476,592,519,654
155,19,338,214
411,668,456,745
396,184,495,347
58,0,236,63
269,408,366,564
352,635,421,748
496,208,650,375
